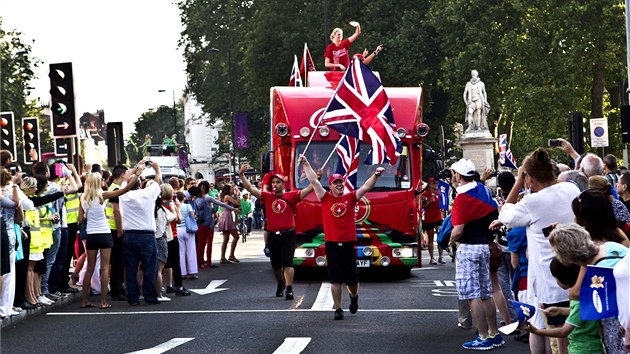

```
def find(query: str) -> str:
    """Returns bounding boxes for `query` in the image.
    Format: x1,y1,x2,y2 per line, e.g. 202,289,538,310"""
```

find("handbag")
185,213,199,233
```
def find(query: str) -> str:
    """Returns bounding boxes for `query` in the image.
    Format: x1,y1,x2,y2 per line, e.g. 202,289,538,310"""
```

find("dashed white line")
310,281,334,310
126,338,194,354
272,337,311,354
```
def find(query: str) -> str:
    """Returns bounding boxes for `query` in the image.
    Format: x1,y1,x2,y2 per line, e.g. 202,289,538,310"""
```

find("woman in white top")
78,171,138,309
491,148,580,354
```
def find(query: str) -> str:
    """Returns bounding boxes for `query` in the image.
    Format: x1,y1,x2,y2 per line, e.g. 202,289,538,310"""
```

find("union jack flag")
321,57,402,165
335,135,360,192
498,134,518,170
289,55,302,87
300,43,316,82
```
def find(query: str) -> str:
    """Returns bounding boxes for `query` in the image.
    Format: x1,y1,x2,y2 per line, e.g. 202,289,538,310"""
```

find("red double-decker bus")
267,71,428,278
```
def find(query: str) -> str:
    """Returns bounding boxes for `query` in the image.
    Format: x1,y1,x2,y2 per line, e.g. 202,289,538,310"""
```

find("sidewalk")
1,228,268,328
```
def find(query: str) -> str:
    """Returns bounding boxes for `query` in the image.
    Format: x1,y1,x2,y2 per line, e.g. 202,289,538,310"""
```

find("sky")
0,0,188,135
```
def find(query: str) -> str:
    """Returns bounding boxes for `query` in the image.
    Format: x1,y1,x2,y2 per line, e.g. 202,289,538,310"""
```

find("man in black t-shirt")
616,171,630,212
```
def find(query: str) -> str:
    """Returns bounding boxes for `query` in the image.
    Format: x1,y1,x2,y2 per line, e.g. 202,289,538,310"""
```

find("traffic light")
49,62,77,137
1,112,17,159
568,112,584,155
22,117,41,165
444,139,455,160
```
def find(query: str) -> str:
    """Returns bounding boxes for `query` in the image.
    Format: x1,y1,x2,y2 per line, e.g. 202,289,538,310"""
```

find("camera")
10,167,16,176
437,169,452,180
145,157,151,167
547,139,562,147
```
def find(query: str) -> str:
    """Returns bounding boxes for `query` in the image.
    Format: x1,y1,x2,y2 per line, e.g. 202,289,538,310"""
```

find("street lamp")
158,89,177,135
209,47,237,182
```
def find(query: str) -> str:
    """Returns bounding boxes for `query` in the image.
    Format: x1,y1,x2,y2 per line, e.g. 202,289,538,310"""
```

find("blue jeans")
41,228,62,295
48,227,68,294
498,252,517,323
123,230,158,304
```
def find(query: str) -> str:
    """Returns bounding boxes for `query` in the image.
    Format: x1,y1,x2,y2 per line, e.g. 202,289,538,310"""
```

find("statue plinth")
458,134,496,173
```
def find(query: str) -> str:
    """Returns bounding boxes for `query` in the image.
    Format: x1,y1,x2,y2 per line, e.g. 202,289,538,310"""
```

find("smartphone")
10,167,16,176
542,225,555,238
547,139,562,147
54,163,65,177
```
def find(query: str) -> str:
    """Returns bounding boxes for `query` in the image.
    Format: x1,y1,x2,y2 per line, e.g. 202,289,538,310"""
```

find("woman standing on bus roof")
140,134,152,156
324,22,361,72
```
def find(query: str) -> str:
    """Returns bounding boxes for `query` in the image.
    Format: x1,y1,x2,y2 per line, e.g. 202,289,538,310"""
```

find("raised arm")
103,171,141,199
239,164,262,200
356,167,384,200
298,155,325,200
204,195,235,211
348,23,361,43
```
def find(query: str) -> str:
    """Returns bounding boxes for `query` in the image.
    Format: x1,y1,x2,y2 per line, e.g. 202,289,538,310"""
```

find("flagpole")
303,58,357,155
320,136,345,170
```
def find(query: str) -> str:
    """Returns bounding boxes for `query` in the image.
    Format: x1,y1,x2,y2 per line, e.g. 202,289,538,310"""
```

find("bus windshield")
294,142,411,191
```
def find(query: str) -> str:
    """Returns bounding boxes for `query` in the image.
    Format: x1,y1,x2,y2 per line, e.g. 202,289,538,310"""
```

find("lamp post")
209,47,237,182
158,89,177,135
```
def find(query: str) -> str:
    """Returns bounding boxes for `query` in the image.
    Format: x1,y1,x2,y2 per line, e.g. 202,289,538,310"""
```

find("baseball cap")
428,177,436,183
271,173,286,182
328,173,344,185
451,158,475,176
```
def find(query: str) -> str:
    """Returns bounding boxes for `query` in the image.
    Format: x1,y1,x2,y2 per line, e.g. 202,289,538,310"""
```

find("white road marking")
310,281,334,310
188,280,228,295
126,338,194,354
47,308,458,316
272,337,311,354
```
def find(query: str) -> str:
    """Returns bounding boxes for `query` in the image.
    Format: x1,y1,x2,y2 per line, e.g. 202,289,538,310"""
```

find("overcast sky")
0,0,188,135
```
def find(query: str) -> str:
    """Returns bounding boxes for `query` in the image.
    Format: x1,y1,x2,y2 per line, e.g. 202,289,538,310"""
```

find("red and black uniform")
322,191,359,286
261,190,300,270
422,189,443,230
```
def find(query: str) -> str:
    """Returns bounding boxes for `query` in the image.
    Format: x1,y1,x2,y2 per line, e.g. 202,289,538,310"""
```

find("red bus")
268,71,428,278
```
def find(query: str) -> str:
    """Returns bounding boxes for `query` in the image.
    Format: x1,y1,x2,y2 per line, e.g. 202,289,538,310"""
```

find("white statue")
463,70,490,132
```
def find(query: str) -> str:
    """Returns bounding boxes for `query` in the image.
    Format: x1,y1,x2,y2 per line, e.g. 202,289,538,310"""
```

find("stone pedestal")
458,132,496,173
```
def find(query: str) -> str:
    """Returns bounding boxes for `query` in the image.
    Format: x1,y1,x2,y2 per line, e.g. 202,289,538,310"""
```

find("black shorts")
543,301,571,326
423,220,443,231
86,233,113,250
34,258,47,274
1,232,10,275
325,241,358,286
268,230,296,270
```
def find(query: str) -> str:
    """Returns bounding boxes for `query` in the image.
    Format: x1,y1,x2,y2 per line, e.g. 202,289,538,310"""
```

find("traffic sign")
22,117,41,164
49,62,78,137
590,117,608,148
0,112,17,160
54,138,69,156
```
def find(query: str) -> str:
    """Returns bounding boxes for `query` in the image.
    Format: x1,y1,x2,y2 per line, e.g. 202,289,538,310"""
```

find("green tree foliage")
178,0,628,170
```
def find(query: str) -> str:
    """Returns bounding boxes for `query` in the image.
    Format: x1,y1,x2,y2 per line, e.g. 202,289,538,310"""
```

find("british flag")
335,135,360,192
321,57,402,165
300,43,316,82
498,134,518,170
289,55,302,87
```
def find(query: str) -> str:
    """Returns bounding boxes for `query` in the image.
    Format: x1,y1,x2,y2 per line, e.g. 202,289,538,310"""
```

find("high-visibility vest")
25,208,43,254
66,193,80,224
106,183,120,230
38,205,53,249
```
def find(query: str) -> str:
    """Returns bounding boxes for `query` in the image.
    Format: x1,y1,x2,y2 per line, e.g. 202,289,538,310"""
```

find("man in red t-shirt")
324,23,361,71
239,164,314,300
299,154,384,320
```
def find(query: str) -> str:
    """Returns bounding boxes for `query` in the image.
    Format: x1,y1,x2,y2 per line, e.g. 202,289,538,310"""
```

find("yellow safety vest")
105,183,120,230
25,208,43,254
66,193,80,224
38,205,53,249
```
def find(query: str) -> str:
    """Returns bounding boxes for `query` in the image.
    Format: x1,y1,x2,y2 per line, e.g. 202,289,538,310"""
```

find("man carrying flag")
498,134,518,170
289,55,302,87
448,158,504,350
298,153,384,320
321,57,402,166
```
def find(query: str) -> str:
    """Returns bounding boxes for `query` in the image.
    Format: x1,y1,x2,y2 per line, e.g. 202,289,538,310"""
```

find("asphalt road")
1,230,532,354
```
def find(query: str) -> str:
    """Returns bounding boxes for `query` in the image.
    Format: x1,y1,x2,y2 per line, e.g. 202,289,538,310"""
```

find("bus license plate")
356,260,370,267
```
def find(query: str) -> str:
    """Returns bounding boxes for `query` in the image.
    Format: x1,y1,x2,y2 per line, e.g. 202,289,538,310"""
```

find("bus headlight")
316,256,326,266
362,246,373,257
294,248,315,258
299,127,310,137
392,247,415,258
381,256,391,267
319,126,330,137
396,128,406,138
275,123,289,137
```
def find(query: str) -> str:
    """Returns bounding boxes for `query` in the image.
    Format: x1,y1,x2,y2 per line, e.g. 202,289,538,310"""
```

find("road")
1,230,532,354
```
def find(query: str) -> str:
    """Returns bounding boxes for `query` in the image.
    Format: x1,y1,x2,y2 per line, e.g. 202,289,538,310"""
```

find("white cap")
451,158,475,176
